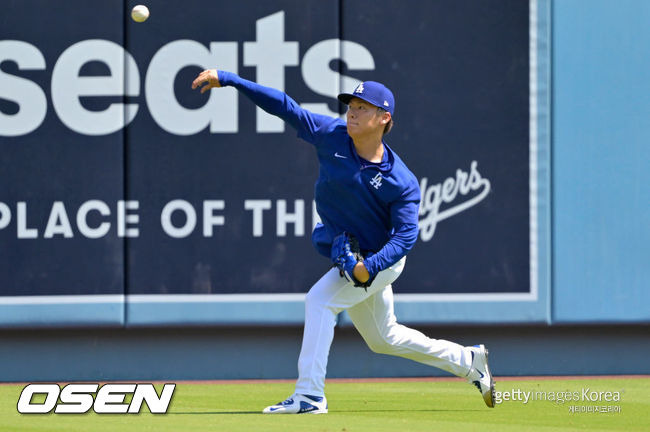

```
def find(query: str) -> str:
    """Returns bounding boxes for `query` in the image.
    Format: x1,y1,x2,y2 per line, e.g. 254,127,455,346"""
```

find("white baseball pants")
295,257,473,397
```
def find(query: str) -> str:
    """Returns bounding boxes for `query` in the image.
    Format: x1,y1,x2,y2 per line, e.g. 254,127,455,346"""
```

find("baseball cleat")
262,393,328,414
467,344,496,408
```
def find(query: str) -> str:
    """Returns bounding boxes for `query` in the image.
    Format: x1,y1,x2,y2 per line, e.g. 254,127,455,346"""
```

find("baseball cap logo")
337,81,395,115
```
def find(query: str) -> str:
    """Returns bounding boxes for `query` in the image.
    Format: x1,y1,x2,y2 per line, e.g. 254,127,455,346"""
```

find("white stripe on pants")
294,257,473,397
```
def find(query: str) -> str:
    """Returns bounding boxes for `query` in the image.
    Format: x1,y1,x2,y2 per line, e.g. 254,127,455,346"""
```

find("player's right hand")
191,69,221,93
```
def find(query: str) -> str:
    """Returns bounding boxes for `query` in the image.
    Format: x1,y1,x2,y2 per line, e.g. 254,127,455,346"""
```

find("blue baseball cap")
338,81,395,115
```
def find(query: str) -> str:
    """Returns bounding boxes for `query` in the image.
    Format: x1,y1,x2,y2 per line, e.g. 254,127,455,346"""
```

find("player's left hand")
331,233,373,288
191,69,221,93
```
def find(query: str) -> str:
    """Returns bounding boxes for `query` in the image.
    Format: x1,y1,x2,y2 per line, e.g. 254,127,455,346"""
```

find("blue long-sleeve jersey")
218,71,421,278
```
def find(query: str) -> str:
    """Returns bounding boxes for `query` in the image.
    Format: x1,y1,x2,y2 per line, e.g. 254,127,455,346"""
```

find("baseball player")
191,70,495,414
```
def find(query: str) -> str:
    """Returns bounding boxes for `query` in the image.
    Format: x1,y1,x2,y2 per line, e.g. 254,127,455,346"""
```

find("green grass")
0,378,647,432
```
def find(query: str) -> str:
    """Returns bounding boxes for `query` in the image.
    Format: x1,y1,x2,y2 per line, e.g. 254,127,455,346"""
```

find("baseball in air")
131,5,150,22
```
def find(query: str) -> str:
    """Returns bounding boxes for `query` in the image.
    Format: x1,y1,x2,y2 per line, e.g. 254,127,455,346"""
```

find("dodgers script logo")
418,160,491,242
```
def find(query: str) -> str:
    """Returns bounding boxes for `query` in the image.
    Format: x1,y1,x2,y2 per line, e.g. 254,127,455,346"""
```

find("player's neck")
353,135,384,163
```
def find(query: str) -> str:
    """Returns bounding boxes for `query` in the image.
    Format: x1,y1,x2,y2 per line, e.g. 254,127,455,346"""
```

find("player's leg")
347,280,495,407
294,263,400,396
347,284,472,376
262,267,347,413
263,259,405,414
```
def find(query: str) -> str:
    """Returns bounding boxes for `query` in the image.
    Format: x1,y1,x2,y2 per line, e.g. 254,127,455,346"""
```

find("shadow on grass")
170,409,484,415
171,411,261,415
340,409,485,413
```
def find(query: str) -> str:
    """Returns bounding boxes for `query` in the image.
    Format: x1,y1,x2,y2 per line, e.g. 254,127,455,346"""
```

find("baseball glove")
330,232,373,289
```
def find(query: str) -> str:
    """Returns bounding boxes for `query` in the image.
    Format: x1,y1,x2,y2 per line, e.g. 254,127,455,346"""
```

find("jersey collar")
353,140,394,173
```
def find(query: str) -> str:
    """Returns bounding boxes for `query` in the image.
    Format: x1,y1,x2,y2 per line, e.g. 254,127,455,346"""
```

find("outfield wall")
2,325,649,382
551,0,650,323
1,0,649,380
2,0,551,325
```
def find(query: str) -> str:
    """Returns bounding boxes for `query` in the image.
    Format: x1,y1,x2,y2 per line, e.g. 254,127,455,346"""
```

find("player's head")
338,81,394,137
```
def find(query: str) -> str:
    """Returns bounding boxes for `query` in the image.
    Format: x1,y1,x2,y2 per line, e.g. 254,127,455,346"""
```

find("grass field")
1,377,647,432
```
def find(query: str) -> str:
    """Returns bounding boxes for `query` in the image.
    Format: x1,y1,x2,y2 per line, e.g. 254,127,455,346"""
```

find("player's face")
346,98,388,140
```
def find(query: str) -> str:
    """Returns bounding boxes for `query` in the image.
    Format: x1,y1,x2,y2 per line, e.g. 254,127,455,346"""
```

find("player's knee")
304,289,321,309
366,338,394,355
365,327,405,354
304,289,332,312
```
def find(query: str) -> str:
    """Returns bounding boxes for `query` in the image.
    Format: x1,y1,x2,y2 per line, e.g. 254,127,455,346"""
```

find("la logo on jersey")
369,173,383,189
354,83,364,94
